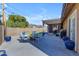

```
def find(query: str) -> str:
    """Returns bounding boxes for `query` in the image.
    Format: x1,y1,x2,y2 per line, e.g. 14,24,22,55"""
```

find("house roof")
61,3,75,23
42,19,61,25
43,3,76,25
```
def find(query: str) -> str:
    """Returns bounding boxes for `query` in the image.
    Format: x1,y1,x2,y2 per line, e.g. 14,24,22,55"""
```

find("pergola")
42,19,61,33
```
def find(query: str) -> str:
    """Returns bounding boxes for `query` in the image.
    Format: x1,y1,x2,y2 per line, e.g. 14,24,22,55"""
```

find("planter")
63,37,75,50
0,53,7,56
0,50,7,56
4,36,11,42
63,36,70,41
64,40,75,50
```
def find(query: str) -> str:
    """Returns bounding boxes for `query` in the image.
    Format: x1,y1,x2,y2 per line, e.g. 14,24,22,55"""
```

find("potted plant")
63,36,75,50
4,36,11,42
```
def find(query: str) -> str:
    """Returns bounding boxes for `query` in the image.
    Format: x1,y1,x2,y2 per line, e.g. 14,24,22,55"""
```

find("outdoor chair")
17,38,29,43
18,32,30,43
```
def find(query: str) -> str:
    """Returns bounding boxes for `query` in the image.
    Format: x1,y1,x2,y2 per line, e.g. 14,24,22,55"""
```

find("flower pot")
0,50,7,56
63,36,75,50
64,40,75,50
63,36,70,41
4,36,11,42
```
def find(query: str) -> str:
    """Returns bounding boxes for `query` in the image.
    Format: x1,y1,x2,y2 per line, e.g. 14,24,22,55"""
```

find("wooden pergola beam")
2,0,6,36
2,0,6,27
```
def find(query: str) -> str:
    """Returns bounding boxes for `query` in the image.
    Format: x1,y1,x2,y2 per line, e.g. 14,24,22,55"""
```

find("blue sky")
0,3,63,25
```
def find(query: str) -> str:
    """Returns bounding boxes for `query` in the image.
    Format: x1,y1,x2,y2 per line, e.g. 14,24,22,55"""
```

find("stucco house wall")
62,19,67,30
62,4,79,53
76,4,79,52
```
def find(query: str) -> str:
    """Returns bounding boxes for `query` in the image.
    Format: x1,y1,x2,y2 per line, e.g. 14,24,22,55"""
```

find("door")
68,9,77,51
69,17,75,42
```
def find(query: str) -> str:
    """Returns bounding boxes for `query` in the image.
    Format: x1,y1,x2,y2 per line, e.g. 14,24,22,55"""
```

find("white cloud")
4,4,8,8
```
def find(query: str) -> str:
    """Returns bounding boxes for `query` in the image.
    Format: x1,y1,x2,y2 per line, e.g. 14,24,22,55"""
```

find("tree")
7,15,29,28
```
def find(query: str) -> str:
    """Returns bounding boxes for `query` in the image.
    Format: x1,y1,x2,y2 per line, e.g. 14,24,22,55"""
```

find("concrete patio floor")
0,36,47,56
30,34,79,56
0,34,79,56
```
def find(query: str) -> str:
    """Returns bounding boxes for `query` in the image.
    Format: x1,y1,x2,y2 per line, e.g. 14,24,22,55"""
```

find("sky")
0,3,63,25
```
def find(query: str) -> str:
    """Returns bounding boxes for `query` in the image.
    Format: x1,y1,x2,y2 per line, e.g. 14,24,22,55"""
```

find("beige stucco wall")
6,27,45,36
63,19,67,30
63,4,77,30
0,25,4,45
63,4,79,52
76,4,79,52
68,4,79,52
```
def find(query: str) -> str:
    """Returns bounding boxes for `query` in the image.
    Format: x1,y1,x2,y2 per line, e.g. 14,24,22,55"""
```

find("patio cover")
42,19,61,25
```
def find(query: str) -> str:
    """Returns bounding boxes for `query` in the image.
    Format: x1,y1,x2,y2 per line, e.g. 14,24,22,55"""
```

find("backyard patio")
0,33,79,56
0,36,47,56
30,33,79,56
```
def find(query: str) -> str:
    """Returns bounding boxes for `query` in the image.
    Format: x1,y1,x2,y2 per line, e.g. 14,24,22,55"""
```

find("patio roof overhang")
42,19,61,26
61,3,76,23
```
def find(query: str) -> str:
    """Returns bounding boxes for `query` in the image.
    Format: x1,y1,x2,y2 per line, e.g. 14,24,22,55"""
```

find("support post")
2,0,6,36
